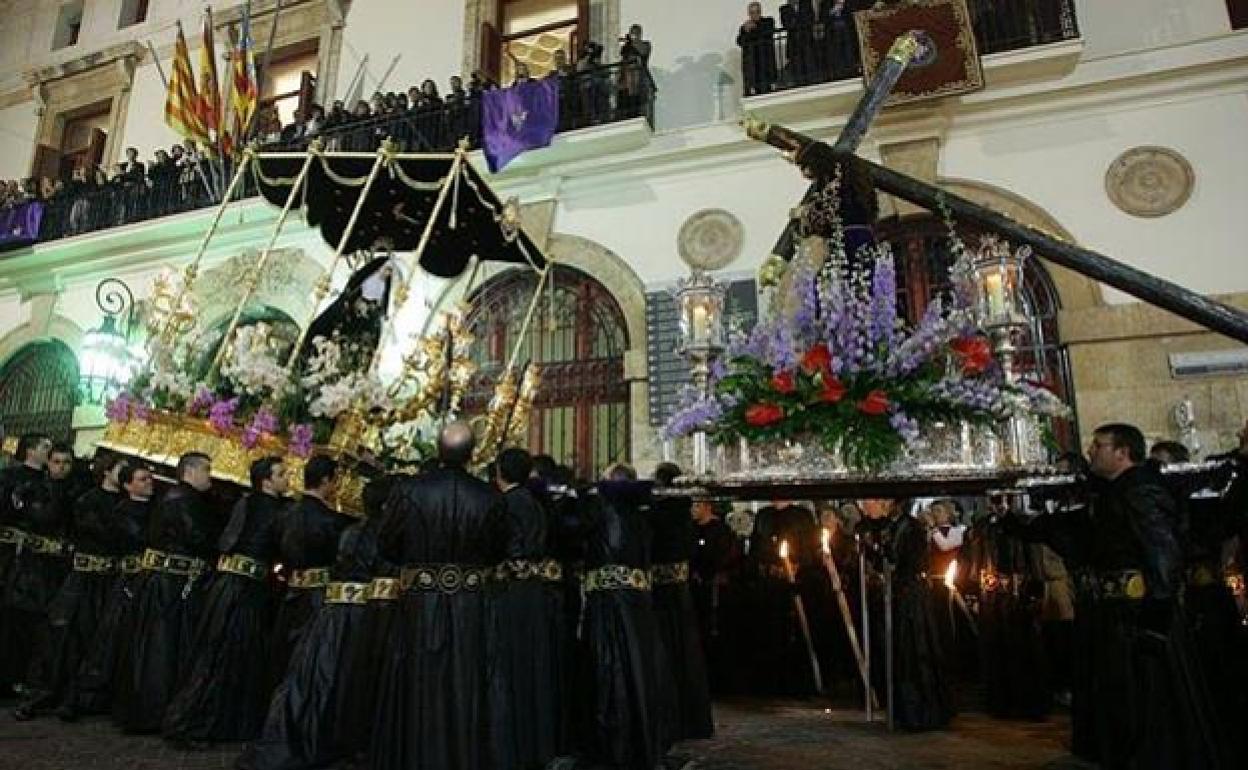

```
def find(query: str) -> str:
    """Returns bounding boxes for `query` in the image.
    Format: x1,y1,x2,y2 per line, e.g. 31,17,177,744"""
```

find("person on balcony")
781,0,818,87
821,0,868,80
617,24,652,121
576,41,610,126
738,2,777,97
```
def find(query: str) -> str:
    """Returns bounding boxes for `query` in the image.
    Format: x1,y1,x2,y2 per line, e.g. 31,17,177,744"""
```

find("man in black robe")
1030,424,1228,767
690,500,740,695
488,447,564,770
3,439,71,701
372,421,505,770
15,452,125,720
0,433,51,695
165,457,288,744
650,463,713,741
115,452,222,734
269,455,353,691
575,464,676,770
75,463,153,715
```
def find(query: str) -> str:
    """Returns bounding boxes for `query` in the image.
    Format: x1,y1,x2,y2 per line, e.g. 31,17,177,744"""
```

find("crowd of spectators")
0,28,654,246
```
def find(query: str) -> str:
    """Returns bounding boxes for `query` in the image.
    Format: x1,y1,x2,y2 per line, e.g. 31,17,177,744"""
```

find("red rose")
857,390,890,416
801,343,833,376
817,377,847,404
770,370,796,394
950,336,993,376
745,403,785,427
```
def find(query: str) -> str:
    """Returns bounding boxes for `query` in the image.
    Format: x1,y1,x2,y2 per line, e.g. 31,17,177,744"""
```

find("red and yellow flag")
165,22,209,146
197,7,222,142
225,1,259,152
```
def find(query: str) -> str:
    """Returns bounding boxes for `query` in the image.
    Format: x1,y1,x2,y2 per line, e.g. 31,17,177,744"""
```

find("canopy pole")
285,141,394,373
153,149,254,354
209,143,320,379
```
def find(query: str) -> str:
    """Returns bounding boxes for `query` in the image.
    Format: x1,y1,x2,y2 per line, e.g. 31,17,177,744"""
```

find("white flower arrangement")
220,323,292,399
148,369,196,405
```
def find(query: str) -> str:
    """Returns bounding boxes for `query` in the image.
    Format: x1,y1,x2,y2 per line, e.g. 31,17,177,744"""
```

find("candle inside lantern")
779,539,790,561
984,269,1007,319
691,303,710,342
944,559,959,590
820,528,831,556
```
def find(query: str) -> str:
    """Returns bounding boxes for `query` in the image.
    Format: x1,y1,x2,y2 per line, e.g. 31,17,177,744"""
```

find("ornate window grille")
0,341,81,443
465,265,630,481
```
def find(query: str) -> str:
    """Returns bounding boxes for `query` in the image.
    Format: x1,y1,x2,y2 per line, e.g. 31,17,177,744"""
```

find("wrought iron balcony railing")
739,0,1080,97
2,61,656,252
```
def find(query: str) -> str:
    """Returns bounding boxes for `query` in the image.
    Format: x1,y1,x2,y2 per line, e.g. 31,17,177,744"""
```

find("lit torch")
944,559,959,590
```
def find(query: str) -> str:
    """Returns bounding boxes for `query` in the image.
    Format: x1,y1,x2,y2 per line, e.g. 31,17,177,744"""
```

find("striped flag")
197,7,222,144
165,21,209,145
226,1,259,153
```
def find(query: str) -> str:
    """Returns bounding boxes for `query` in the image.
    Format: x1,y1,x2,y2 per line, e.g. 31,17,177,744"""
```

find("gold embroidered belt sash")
118,554,143,574
141,548,206,577
73,553,116,573
368,577,401,601
583,564,651,592
399,564,490,594
24,533,68,556
495,558,563,583
217,553,269,581
651,562,690,586
1078,569,1146,600
288,567,331,589
1186,564,1220,588
325,582,371,605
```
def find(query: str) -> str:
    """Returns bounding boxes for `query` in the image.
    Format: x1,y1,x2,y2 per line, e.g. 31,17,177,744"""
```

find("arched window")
877,215,1078,447
0,340,80,442
465,265,630,481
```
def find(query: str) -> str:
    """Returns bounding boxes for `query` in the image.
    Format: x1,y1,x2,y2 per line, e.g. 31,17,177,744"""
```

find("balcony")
0,61,656,254
740,0,1082,120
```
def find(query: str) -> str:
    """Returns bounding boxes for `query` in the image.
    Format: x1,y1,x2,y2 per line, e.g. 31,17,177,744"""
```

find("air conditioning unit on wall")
1168,349,1248,379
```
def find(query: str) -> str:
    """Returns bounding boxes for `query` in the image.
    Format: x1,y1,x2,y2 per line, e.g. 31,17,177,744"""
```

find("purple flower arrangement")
665,229,1069,470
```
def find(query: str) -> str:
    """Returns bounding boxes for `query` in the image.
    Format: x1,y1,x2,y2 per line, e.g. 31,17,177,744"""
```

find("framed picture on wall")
855,0,984,107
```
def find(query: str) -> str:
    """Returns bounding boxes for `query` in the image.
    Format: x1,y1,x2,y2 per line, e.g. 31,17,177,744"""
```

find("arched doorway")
0,340,80,442
877,214,1078,447
464,265,630,481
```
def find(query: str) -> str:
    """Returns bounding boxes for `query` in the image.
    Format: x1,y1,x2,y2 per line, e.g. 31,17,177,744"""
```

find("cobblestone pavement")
0,699,1091,770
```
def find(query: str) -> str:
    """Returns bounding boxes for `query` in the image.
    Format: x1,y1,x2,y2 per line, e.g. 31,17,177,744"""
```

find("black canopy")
251,153,545,278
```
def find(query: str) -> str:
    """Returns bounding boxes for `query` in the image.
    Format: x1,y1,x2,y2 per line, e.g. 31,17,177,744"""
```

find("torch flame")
820,528,831,555
779,540,790,560
944,559,958,590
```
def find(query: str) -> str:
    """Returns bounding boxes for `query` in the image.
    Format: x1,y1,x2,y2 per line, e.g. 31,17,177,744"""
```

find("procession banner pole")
154,149,254,351
285,141,393,372
859,536,873,723
209,142,319,377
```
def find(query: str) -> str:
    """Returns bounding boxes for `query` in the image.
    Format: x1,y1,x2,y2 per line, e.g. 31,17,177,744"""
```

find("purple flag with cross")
481,78,560,173
0,201,42,249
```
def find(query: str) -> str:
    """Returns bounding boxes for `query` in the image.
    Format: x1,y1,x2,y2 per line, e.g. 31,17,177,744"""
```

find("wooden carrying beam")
747,123,1248,345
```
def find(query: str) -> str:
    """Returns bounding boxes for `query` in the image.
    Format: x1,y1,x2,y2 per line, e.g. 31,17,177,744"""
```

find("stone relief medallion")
677,209,744,272
1105,146,1195,218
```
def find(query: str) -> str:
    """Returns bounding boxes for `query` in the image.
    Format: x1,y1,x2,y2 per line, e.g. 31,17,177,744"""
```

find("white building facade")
0,0,1245,474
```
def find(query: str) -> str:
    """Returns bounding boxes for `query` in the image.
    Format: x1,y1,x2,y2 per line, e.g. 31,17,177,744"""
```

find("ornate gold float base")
99,412,366,516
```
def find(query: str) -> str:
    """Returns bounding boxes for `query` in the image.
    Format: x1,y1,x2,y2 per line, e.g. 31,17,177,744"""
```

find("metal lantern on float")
968,235,1031,331
79,278,139,404
674,270,727,391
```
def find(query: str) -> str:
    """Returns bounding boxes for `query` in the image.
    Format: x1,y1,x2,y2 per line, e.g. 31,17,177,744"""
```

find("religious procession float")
98,139,550,514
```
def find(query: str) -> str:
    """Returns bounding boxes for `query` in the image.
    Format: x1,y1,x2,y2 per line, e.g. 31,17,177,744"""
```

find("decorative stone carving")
677,209,744,272
1105,146,1195,218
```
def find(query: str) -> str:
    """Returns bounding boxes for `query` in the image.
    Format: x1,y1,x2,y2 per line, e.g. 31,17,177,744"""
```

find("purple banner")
0,201,43,247
481,78,560,173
